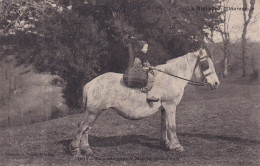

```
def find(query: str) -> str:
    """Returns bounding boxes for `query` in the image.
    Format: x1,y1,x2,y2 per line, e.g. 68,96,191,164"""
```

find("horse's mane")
161,49,200,74
166,49,200,64
166,55,186,64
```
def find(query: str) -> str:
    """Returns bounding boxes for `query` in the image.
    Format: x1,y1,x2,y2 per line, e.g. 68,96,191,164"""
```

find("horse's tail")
81,85,88,113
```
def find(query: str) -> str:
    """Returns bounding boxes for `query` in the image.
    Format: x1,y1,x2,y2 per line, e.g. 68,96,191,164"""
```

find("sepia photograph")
0,0,259,165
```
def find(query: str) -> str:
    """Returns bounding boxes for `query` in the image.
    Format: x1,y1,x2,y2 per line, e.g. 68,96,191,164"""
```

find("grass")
0,79,259,165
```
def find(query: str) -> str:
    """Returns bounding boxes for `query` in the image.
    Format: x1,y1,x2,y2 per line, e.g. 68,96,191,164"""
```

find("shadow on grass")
59,133,260,155
179,133,260,145
59,134,164,155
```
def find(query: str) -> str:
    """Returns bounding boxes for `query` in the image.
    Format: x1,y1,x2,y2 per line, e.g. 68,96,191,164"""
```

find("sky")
213,0,260,43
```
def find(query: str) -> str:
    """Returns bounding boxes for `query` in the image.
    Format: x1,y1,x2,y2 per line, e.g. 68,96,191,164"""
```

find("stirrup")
147,96,159,102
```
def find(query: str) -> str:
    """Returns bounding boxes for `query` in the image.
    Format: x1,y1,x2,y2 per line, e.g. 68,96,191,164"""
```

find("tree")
218,0,232,78
0,0,50,36
241,0,255,77
1,0,108,107
0,0,223,108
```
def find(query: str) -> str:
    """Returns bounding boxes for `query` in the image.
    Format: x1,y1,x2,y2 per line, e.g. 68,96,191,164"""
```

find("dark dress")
132,56,154,93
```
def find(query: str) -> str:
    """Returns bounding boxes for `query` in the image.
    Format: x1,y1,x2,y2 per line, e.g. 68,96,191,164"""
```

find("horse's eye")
200,61,209,70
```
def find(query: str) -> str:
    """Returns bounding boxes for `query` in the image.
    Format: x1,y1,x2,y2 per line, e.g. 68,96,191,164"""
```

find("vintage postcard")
0,0,259,165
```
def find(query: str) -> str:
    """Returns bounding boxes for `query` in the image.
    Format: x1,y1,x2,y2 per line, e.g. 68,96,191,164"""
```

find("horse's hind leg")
70,111,100,156
79,127,93,155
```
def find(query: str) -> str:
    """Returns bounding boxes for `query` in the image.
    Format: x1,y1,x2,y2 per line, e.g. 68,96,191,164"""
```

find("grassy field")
0,79,259,165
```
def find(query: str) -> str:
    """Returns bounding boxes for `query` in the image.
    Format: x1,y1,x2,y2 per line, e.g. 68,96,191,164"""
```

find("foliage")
0,0,222,108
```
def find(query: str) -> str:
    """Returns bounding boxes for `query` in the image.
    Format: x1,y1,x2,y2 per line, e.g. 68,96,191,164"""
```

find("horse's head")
194,49,220,90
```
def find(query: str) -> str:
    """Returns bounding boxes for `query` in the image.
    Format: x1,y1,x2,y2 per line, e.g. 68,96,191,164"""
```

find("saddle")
123,66,148,88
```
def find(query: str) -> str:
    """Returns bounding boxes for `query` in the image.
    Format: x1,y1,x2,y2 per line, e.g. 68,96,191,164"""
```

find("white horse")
70,48,220,156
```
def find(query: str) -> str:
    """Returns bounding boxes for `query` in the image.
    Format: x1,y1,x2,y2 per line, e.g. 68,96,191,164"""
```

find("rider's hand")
143,61,150,67
143,66,149,71
148,66,154,70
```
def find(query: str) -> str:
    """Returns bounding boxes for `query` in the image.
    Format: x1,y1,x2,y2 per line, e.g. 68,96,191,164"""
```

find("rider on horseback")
131,38,159,102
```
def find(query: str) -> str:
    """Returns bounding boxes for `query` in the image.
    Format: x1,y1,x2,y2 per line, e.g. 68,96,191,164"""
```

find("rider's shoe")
147,96,159,102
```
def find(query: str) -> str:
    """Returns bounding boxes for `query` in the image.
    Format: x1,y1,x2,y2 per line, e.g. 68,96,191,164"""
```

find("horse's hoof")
174,145,185,152
166,143,185,152
70,147,81,156
69,143,81,157
165,141,173,150
81,147,94,156
160,140,170,147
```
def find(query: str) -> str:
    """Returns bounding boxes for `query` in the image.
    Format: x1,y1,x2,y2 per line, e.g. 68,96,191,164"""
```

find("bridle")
195,54,216,80
151,55,215,86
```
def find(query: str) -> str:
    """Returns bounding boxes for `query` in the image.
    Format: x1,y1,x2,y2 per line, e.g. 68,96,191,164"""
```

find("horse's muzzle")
208,81,219,90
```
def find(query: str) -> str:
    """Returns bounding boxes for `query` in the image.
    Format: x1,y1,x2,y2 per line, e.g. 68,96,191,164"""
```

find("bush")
50,106,64,119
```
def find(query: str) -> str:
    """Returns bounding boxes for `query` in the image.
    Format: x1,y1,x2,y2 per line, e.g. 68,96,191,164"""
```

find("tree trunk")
210,28,214,61
224,56,228,77
218,2,230,78
223,41,228,78
241,29,248,77
241,0,255,77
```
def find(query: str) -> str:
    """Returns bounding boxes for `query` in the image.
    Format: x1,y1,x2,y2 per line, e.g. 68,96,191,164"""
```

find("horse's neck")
158,53,198,80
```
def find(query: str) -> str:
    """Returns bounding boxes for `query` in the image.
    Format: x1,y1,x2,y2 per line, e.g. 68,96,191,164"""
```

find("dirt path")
0,82,259,165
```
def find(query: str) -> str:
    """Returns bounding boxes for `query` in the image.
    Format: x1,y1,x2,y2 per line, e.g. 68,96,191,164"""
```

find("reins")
149,52,216,87
151,67,208,86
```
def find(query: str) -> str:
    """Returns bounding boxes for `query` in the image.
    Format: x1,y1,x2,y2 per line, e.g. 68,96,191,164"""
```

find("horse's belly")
113,105,161,119
107,92,161,119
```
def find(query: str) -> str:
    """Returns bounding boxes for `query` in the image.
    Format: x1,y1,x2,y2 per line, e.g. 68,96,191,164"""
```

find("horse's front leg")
162,102,184,152
160,108,170,147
